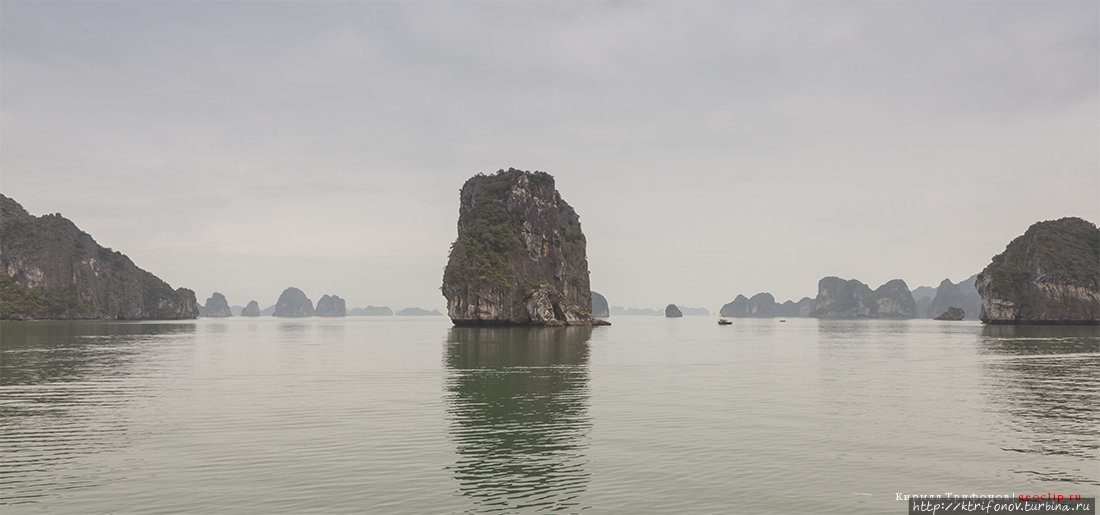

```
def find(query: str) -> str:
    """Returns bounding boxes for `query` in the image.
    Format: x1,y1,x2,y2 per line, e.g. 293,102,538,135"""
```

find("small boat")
779,320,786,322
718,318,732,325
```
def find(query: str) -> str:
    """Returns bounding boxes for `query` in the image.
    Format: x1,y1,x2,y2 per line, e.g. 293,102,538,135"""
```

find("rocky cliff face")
273,287,314,317
315,294,346,316
665,304,683,317
442,169,608,326
810,277,917,318
0,194,198,320
975,217,1099,324
201,292,233,317
591,291,609,318
241,300,261,317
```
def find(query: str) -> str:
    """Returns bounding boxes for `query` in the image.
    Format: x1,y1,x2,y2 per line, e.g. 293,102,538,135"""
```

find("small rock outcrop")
315,294,346,316
0,194,198,320
810,277,918,318
201,292,233,317
591,291,609,318
441,169,609,327
934,307,965,321
273,287,314,317
665,304,683,317
241,300,261,317
976,217,1099,325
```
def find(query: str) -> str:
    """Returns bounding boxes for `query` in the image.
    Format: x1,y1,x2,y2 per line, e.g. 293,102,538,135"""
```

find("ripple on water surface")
1,318,1097,514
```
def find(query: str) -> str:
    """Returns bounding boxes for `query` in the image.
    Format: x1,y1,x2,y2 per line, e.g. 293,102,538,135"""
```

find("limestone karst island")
0,188,1095,325
0,194,198,320
441,168,609,327
974,217,1099,324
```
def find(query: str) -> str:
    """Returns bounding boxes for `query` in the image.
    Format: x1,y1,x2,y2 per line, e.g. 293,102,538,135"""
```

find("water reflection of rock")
0,321,196,506
445,326,593,514
979,325,1100,484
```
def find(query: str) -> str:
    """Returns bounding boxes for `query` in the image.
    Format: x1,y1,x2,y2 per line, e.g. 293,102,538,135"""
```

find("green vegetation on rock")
0,194,198,320
452,192,520,289
976,217,1099,324
441,168,606,326
0,275,80,319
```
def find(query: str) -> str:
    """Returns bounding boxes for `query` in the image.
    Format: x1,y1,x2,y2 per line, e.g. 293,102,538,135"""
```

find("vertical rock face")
315,294,346,316
273,287,314,317
241,300,261,317
810,277,917,318
591,291,609,318
441,169,608,326
201,292,233,317
0,194,198,320
665,304,683,317
976,217,1099,325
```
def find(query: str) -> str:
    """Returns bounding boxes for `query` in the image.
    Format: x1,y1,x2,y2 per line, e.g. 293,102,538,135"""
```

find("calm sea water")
1,317,1097,514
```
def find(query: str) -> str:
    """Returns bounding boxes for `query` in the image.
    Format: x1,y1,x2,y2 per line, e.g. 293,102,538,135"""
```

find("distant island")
0,194,198,320
273,287,314,317
315,294,347,317
348,306,393,316
720,293,815,318
810,277,917,318
241,300,261,317
5,188,1091,327
396,307,444,316
440,169,608,327
608,306,711,316
610,306,661,316
199,292,232,317
911,275,981,320
591,291,609,318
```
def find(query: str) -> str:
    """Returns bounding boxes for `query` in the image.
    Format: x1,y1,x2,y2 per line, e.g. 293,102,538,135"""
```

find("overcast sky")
2,1,1097,313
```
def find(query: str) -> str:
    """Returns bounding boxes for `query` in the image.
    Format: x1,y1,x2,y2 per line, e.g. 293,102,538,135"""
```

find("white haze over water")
2,2,1097,313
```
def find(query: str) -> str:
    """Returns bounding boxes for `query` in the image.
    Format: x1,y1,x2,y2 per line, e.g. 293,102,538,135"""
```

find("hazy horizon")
3,2,1097,314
